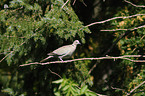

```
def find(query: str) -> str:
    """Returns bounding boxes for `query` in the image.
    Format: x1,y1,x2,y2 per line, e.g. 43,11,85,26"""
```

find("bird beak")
79,42,81,45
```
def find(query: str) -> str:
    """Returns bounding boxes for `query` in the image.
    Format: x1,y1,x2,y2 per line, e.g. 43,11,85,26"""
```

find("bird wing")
48,45,72,56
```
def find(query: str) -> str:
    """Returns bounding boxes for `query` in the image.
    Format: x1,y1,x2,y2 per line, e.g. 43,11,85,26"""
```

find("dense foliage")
0,0,145,96
108,1,145,95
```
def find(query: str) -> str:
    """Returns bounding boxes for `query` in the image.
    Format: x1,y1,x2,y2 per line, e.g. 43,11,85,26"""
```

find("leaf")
70,87,77,96
52,79,63,84
54,88,61,96
66,90,71,96
80,85,88,94
86,91,97,96
33,3,41,10
62,85,69,91
2,88,15,95
70,86,77,93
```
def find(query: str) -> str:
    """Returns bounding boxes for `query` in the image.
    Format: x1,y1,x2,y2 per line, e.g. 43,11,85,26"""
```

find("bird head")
73,40,81,45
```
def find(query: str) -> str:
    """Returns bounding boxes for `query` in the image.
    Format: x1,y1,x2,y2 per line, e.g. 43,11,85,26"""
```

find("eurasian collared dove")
40,40,81,62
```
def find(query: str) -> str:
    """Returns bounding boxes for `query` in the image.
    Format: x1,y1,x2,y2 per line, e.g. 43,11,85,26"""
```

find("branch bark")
84,14,145,27
48,68,62,78
124,0,145,8
100,25,145,32
126,81,145,96
20,55,145,67
61,0,69,9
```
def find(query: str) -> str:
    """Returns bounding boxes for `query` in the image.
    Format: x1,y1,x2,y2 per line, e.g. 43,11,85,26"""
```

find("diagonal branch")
126,81,145,96
100,25,145,32
88,24,145,75
48,68,62,78
124,0,145,8
84,14,145,27
88,30,132,74
0,28,39,63
0,41,26,63
72,0,76,5
61,0,69,9
20,55,145,67
0,51,14,63
131,35,145,53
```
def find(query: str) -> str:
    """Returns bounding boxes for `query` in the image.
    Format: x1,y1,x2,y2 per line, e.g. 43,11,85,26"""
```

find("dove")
40,40,81,62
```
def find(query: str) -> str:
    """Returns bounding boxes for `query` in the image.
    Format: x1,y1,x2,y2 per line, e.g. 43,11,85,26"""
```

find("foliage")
0,0,91,95
0,0,90,65
53,78,97,96
105,1,145,95
1,88,26,96
1,0,145,96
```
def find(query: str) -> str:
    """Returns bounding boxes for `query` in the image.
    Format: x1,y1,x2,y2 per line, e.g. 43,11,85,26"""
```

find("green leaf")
52,79,63,84
54,88,61,96
70,87,77,95
80,85,88,94
87,91,97,96
62,85,69,91
66,90,70,96
2,88,15,95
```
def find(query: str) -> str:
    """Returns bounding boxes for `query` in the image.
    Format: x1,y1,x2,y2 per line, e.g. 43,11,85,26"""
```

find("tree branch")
85,14,145,75
61,0,69,9
0,28,39,63
0,51,13,63
100,25,145,32
48,68,62,78
84,14,145,27
131,35,145,53
126,81,145,96
20,55,145,67
72,0,76,5
124,0,145,8
111,86,125,91
0,41,26,63
88,32,142,76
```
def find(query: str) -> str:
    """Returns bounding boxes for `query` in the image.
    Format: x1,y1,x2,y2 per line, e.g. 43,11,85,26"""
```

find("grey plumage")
40,40,81,62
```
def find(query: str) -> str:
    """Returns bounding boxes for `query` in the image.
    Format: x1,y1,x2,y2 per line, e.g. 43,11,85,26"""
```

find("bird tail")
40,56,53,62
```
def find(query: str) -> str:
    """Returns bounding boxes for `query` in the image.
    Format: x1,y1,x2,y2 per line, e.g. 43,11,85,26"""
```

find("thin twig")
0,51,13,62
20,55,145,66
88,30,131,75
72,0,87,6
84,14,145,28
61,0,69,9
49,68,106,96
48,68,62,78
88,25,145,74
111,86,125,91
0,28,39,63
4,35,25,38
88,28,134,74
131,35,145,53
126,81,145,96
72,0,76,5
81,0,87,7
124,0,145,8
0,41,26,63
86,16,145,74
101,25,145,32
10,6,23,12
